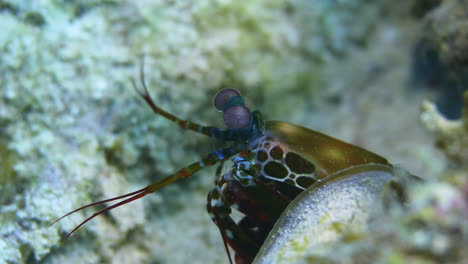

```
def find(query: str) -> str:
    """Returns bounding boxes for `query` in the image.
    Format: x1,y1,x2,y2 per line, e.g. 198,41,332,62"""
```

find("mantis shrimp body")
53,62,392,264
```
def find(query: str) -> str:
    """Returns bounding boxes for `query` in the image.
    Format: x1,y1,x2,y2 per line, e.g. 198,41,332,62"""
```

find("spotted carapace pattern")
254,136,317,189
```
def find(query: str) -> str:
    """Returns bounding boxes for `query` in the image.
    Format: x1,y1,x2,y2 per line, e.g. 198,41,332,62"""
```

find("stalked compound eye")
213,88,241,112
223,105,252,129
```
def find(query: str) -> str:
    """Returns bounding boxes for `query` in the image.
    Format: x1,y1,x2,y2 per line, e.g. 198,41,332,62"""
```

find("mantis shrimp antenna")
130,57,250,141
51,146,239,238
50,188,149,238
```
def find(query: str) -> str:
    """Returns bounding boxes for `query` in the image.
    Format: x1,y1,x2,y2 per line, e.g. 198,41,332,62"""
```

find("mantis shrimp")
52,61,392,264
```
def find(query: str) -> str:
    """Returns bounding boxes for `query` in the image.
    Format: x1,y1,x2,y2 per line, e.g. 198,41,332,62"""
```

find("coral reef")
421,92,468,165
0,0,466,263
422,0,468,67
413,0,468,119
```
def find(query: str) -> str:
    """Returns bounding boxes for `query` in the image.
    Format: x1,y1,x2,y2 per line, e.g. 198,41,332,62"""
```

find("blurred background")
0,1,466,263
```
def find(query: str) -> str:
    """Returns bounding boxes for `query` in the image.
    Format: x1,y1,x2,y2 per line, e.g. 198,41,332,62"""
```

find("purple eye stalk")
213,89,252,129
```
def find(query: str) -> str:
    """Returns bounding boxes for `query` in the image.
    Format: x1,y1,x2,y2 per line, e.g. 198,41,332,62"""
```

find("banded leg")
51,146,240,238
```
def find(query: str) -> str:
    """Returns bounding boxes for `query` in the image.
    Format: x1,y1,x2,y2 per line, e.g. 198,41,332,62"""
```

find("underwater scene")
0,1,467,263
